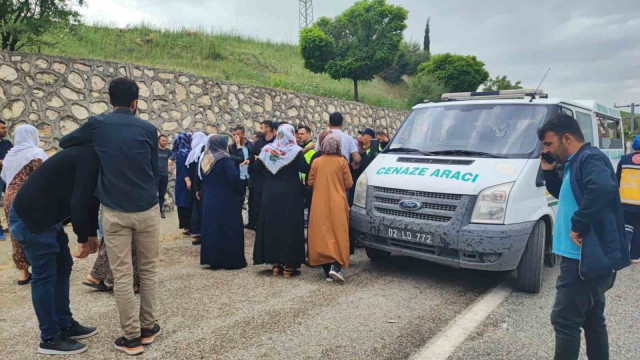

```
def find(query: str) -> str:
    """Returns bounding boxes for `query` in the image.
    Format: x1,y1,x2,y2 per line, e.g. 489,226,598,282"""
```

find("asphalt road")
1,212,638,359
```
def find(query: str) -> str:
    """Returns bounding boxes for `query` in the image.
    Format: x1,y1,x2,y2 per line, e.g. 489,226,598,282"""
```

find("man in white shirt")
316,112,361,169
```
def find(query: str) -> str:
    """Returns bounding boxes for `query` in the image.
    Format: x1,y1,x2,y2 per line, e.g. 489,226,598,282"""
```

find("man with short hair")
539,113,630,360
0,118,12,237
157,134,171,219
246,120,277,230
316,112,361,169
9,144,100,355
60,78,161,356
376,131,390,150
296,125,316,157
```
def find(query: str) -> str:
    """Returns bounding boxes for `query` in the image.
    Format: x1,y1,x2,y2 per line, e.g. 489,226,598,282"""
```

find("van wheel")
516,220,545,293
365,247,391,261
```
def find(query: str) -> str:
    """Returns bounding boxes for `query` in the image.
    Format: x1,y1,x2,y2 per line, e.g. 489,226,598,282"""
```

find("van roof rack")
440,89,548,102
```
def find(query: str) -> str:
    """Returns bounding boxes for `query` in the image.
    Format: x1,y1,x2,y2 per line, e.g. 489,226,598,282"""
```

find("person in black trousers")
246,120,276,230
157,134,171,218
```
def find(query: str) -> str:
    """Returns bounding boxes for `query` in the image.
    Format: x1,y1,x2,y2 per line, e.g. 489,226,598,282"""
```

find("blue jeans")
9,205,73,341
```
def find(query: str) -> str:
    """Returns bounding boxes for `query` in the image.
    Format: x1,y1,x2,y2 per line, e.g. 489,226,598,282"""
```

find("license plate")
386,228,433,244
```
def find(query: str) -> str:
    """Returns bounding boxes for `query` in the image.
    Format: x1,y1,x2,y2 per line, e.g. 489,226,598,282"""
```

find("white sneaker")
329,265,345,283
325,277,333,282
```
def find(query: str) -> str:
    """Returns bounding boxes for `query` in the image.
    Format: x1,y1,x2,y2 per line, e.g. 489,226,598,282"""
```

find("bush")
418,53,489,93
407,73,448,107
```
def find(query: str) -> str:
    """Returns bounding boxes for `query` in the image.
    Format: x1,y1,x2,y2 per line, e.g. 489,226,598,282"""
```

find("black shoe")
329,265,345,284
61,320,98,340
141,323,162,345
160,212,166,219
114,336,144,355
38,334,87,355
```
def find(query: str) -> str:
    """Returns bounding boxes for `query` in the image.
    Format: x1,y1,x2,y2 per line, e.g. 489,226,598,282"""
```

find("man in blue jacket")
538,113,630,360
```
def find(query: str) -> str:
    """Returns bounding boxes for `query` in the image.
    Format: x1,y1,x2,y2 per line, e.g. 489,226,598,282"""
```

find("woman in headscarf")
308,133,353,283
254,124,310,278
172,132,192,235
197,134,247,269
186,131,207,244
2,124,48,285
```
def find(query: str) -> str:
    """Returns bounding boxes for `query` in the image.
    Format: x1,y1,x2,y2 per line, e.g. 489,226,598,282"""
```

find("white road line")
411,281,513,360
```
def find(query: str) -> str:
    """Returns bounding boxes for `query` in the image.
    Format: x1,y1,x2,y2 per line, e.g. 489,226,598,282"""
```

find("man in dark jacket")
539,113,630,360
9,145,100,355
246,120,276,230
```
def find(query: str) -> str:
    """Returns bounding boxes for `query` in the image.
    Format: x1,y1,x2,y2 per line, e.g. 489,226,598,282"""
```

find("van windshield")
388,104,550,158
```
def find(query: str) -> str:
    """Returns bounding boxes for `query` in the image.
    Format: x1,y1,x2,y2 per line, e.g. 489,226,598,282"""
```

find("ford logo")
398,199,422,211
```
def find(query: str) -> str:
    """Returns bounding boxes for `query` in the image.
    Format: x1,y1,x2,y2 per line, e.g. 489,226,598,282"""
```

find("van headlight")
353,171,368,208
471,182,514,224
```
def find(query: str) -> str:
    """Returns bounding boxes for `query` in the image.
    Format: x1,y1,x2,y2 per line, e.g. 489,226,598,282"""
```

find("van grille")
374,207,452,223
374,187,462,201
374,196,457,212
372,186,466,224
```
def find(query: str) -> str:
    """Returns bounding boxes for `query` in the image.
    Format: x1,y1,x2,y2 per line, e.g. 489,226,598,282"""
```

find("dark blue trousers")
9,205,73,341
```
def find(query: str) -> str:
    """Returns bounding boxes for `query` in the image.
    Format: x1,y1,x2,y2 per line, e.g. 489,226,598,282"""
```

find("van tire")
516,220,545,293
365,247,391,261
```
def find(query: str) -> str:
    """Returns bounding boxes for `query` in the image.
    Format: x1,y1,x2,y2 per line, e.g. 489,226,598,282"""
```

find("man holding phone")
538,113,629,360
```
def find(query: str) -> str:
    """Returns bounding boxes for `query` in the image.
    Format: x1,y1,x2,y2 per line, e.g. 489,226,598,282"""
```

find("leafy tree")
482,75,522,91
299,0,408,102
423,17,430,54
378,41,429,84
407,72,448,106
418,53,489,93
0,0,84,51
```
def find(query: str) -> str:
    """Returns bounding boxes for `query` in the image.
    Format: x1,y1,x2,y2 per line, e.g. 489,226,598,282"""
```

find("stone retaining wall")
0,51,409,208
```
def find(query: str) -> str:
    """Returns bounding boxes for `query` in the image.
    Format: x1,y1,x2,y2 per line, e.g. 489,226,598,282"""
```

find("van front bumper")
350,205,535,271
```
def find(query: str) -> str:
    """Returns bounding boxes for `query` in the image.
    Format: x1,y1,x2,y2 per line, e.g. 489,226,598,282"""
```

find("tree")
378,41,429,84
482,75,523,91
0,0,84,51
418,53,489,93
299,0,408,102
423,17,430,54
407,72,448,106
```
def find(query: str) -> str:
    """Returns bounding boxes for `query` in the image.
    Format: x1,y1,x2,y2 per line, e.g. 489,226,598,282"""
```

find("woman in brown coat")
307,133,353,283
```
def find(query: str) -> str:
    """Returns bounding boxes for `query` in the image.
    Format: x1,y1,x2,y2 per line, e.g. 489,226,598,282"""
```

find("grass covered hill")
24,24,411,110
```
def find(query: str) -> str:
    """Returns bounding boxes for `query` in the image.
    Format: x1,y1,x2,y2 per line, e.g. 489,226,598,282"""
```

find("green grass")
23,24,411,110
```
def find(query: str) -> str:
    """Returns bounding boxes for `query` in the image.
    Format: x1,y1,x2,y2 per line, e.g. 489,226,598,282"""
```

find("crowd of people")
0,78,386,356
3,76,638,359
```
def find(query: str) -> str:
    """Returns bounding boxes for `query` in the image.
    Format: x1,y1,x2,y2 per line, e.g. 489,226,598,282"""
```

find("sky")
76,0,640,109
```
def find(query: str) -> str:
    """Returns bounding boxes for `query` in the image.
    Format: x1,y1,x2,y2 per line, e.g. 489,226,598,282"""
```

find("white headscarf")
258,124,302,175
1,124,48,185
185,131,208,167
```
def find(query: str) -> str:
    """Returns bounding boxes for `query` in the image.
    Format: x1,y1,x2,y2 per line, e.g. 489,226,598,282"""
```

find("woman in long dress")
308,133,353,283
186,131,207,244
253,124,309,278
172,133,192,235
2,125,48,285
198,134,247,269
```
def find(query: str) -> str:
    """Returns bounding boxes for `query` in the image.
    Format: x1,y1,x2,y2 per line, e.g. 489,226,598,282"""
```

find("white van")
350,90,624,293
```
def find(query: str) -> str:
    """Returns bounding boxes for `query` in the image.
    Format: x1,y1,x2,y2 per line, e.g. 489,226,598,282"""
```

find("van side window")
575,111,594,144
560,107,574,117
595,115,623,149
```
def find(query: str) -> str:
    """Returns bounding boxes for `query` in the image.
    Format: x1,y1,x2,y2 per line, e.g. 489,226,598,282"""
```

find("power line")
615,102,639,132
299,0,314,30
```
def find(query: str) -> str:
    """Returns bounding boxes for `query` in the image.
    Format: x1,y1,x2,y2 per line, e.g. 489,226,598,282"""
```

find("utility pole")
299,0,314,30
616,103,639,132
